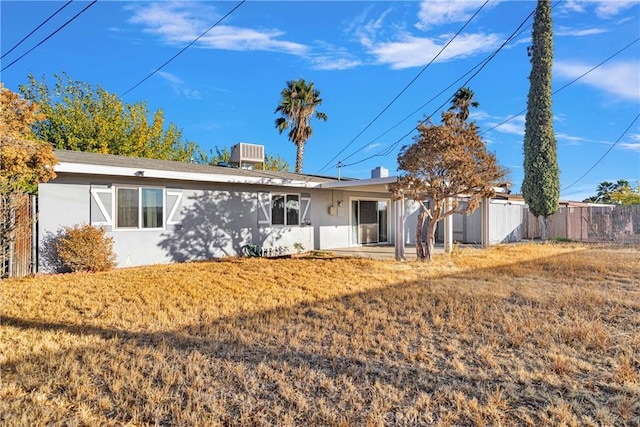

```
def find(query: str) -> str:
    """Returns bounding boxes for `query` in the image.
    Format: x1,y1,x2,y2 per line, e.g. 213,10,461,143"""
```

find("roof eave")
54,162,326,188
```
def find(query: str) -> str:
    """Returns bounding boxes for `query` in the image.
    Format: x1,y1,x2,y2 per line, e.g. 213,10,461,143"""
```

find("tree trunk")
539,215,548,240
415,209,426,260
295,141,305,173
424,216,438,262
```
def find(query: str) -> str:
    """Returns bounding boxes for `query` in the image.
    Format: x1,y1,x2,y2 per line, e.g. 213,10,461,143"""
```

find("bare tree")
390,99,507,261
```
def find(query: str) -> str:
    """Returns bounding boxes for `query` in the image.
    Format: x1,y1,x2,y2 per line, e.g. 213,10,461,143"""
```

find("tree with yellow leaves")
1,84,57,277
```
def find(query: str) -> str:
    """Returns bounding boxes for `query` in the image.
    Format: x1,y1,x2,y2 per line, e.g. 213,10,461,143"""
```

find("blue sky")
1,0,639,202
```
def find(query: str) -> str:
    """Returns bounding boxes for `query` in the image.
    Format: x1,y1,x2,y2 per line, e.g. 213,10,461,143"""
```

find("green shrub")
55,224,116,272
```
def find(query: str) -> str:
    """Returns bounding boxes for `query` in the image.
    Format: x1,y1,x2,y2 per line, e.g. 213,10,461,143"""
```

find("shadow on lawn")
2,249,638,424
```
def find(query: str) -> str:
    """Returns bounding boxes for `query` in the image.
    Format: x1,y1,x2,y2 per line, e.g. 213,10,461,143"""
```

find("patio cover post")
481,197,490,248
394,197,405,261
444,198,453,253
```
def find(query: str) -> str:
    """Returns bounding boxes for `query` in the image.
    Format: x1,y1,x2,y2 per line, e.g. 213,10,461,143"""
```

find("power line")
1,0,73,60
339,3,536,170
1,1,96,72
338,6,637,173
560,113,639,194
479,36,640,137
314,0,490,175
119,0,246,99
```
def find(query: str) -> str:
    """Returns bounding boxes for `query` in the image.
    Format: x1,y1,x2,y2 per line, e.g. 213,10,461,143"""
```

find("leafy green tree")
610,183,640,205
522,0,560,238
390,95,507,262
264,153,290,172
19,73,204,162
274,78,327,173
207,146,290,171
584,180,635,204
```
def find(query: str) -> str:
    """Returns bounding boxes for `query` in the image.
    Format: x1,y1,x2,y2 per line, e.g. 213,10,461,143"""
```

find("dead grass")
1,242,639,426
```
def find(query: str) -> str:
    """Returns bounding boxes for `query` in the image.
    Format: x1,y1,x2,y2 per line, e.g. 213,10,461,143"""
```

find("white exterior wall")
38,175,316,270
311,189,351,250
489,200,525,244
401,199,423,244
38,174,400,272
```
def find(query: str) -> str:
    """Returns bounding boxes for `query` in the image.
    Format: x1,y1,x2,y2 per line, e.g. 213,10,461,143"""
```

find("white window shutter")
166,190,183,225
257,191,271,225
90,185,114,226
301,193,311,225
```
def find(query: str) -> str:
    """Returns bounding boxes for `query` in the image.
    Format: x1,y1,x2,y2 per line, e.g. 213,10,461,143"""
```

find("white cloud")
555,26,608,37
415,0,498,30
156,71,201,99
618,142,640,152
554,60,640,101
591,1,639,18
370,32,501,69
351,6,395,48
365,142,385,152
486,115,526,136
561,0,639,18
127,2,308,55
619,133,640,152
311,56,362,71
555,132,612,146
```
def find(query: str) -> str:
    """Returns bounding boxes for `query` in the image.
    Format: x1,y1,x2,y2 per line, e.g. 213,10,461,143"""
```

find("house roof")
52,150,344,189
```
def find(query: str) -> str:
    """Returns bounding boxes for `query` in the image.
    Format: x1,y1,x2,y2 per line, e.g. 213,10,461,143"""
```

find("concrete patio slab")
328,244,446,261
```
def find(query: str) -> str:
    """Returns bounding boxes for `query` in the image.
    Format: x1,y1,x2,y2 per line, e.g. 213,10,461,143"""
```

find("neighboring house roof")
52,150,345,189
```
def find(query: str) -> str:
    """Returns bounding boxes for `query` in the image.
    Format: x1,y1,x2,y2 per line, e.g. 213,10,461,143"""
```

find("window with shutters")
115,187,164,229
271,194,299,226
258,191,311,227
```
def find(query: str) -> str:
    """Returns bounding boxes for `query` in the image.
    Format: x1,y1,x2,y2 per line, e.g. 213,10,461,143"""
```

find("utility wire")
314,0,490,175
339,4,536,170
560,113,640,194
1,0,96,71
119,0,246,99
1,0,73,60
479,36,640,137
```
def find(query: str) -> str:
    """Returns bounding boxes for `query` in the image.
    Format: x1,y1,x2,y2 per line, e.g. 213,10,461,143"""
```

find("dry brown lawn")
1,242,639,426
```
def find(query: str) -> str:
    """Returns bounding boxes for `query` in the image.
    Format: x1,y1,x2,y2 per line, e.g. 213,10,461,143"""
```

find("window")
271,194,299,226
142,188,163,228
116,187,164,229
117,188,139,228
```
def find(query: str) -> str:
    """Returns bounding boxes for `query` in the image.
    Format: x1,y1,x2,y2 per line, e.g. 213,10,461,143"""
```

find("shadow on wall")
39,230,71,274
158,191,284,263
501,225,523,243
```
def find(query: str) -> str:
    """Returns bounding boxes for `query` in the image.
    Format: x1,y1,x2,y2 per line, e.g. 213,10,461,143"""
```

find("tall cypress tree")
522,0,559,235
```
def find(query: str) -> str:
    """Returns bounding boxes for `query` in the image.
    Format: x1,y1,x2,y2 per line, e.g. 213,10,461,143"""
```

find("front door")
351,200,389,245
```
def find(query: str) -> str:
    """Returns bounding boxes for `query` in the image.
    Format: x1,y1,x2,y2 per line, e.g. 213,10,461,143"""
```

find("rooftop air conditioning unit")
230,143,265,169
371,166,389,179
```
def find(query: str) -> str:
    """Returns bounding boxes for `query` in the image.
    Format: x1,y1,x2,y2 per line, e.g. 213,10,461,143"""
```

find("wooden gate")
1,193,33,278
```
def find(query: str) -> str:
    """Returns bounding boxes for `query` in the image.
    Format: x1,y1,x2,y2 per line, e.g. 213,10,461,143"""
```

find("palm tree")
449,86,479,121
596,181,615,203
275,78,327,173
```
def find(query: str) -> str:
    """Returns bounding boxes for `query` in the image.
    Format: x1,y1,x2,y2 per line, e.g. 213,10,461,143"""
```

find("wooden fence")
523,205,640,243
1,193,34,278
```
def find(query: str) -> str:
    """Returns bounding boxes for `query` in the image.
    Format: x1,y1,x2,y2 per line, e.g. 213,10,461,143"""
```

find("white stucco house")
37,145,511,272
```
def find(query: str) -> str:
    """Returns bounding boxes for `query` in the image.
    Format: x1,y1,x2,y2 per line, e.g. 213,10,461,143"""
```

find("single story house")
37,145,508,272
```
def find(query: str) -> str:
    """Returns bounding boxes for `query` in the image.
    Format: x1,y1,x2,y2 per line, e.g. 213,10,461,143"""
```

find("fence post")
31,194,37,275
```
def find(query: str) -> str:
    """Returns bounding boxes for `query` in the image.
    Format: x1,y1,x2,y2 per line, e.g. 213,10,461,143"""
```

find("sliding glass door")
350,199,389,245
